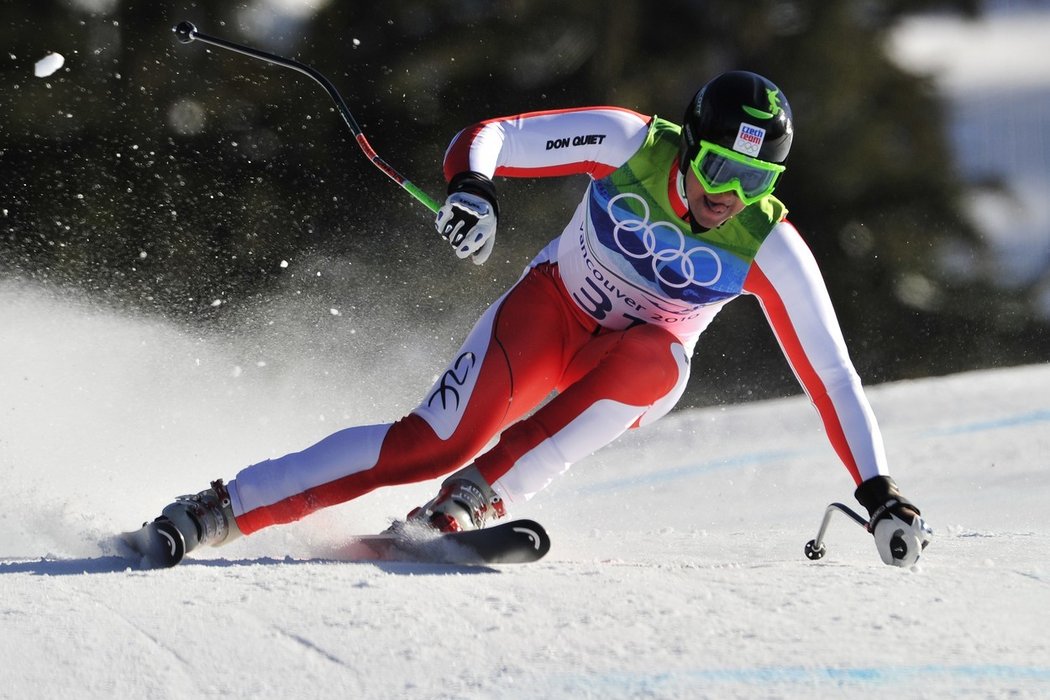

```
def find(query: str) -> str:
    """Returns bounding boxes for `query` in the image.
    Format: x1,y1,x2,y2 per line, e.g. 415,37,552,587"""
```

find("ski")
115,517,549,569
118,519,187,569
342,519,551,566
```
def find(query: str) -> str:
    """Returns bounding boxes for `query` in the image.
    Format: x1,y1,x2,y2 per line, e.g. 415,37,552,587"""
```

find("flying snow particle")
211,299,223,307
280,260,289,268
34,52,64,78
352,38,361,47
330,308,341,316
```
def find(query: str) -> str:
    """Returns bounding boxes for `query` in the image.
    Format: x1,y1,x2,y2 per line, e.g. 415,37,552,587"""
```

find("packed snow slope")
1,281,1048,700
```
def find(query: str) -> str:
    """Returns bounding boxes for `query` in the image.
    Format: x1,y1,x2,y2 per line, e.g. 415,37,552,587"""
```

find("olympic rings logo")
607,192,722,289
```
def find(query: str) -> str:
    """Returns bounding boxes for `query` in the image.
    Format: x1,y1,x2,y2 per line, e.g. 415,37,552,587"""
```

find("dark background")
3,0,1046,408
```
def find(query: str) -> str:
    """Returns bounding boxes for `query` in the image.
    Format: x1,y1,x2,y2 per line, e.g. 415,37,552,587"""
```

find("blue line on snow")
580,408,1050,495
581,449,803,495
921,409,1050,437
555,664,1050,691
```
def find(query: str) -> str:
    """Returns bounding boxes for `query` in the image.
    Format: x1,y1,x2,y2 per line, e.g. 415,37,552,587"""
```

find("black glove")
855,476,932,567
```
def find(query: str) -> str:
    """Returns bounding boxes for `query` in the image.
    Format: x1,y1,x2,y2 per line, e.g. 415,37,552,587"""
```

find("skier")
153,71,931,567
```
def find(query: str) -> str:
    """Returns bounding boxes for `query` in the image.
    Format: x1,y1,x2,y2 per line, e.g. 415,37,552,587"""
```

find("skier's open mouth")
702,195,730,215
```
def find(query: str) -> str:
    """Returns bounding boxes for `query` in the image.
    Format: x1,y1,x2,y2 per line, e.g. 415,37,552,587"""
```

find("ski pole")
804,502,868,560
172,20,441,214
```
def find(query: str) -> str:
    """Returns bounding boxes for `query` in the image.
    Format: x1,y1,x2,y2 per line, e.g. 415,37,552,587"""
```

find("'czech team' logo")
733,123,766,157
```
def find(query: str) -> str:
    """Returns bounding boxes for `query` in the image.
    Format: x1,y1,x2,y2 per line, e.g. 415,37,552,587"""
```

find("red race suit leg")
228,263,689,534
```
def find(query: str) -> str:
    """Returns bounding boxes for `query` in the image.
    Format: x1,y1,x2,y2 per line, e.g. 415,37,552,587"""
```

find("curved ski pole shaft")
804,502,868,560
172,21,440,214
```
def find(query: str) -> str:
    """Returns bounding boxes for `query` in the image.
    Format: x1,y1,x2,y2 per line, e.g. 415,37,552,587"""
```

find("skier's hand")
855,476,933,567
436,191,497,265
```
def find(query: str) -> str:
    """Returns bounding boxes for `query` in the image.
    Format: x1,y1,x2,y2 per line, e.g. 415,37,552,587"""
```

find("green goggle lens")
689,141,785,205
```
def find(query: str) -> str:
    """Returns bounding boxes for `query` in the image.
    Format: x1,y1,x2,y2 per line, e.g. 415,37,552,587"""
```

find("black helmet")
679,71,794,173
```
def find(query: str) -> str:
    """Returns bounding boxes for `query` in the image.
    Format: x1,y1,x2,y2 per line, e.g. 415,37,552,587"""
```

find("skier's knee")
620,324,684,398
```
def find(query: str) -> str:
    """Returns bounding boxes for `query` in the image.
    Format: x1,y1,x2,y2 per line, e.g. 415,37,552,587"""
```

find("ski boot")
408,465,506,532
159,479,242,554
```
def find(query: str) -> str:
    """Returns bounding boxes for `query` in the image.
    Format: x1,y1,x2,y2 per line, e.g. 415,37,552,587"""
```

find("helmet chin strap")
689,215,710,234
674,167,711,234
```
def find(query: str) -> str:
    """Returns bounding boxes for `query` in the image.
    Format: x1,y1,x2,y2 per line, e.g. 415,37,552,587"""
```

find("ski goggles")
689,140,785,205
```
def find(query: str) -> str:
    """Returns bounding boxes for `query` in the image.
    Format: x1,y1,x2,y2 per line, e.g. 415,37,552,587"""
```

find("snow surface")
1,281,1049,699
